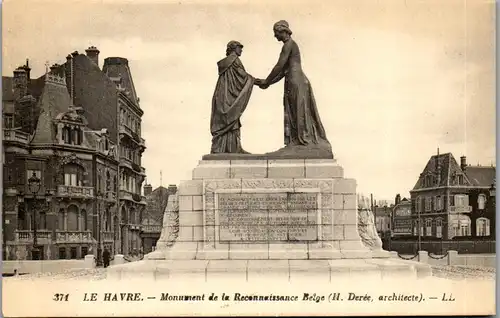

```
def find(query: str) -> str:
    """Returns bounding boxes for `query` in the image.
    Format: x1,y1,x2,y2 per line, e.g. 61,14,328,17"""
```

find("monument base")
116,158,432,281
106,258,432,281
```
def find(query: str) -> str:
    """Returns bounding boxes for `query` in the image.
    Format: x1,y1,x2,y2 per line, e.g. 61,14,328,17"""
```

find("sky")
3,0,496,201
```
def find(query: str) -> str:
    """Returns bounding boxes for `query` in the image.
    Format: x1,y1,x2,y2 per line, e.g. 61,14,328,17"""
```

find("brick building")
2,47,147,260
140,184,177,254
410,153,495,239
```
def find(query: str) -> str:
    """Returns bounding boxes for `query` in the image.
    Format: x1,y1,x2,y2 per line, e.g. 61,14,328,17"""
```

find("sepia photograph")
1,0,496,316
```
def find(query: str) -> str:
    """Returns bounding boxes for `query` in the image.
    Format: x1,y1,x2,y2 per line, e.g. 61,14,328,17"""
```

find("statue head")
273,20,293,41
226,40,244,56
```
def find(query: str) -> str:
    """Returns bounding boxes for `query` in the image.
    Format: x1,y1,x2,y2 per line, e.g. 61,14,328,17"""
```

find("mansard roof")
412,153,472,191
464,166,496,187
412,152,495,191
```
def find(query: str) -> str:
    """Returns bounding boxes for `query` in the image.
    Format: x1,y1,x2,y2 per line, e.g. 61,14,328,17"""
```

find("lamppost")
27,171,41,260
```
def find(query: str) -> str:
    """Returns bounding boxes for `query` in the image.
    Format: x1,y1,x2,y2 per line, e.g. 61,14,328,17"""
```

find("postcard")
2,0,496,316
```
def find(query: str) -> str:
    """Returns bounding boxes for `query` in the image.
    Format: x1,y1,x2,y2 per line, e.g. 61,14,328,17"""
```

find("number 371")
53,293,69,301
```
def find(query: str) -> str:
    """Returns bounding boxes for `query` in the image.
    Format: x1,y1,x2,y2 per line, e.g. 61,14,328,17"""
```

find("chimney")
22,59,31,84
168,184,178,194
395,194,401,205
460,156,467,171
85,46,100,67
13,66,28,100
143,184,153,196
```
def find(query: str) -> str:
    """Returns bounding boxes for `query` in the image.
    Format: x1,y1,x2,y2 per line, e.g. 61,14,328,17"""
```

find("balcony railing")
15,230,52,243
55,230,93,243
119,125,145,148
57,185,94,199
4,129,29,145
102,231,114,242
142,224,162,233
119,189,147,205
450,205,472,213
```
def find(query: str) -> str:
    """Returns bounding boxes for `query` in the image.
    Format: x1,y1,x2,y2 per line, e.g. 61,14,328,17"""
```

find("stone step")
106,258,432,282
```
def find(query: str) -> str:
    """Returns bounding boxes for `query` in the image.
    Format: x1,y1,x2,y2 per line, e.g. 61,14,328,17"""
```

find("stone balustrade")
15,230,52,243
55,230,93,243
57,185,94,199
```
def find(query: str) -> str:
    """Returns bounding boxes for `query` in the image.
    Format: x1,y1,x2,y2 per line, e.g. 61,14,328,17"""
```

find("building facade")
409,153,495,241
2,47,147,260
391,194,412,236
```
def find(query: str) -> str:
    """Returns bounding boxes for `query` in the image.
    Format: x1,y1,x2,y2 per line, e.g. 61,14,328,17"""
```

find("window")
452,215,471,237
458,175,464,185
58,209,65,230
81,209,88,231
478,194,486,210
435,196,443,211
26,169,42,184
454,194,469,207
70,247,77,259
39,212,47,229
436,218,443,238
59,247,66,259
97,175,102,192
425,218,432,236
476,218,490,236
67,205,79,231
63,164,84,186
415,197,421,212
64,173,77,186
425,175,433,187
81,247,88,258
4,114,14,128
425,197,432,212
62,126,71,144
460,224,470,236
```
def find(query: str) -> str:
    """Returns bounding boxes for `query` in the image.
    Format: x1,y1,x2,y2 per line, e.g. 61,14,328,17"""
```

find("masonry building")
2,47,147,260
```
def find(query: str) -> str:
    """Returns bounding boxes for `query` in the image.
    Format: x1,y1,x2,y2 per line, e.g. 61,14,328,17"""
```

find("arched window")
81,209,88,231
476,217,490,236
67,205,79,231
478,194,487,210
436,218,443,238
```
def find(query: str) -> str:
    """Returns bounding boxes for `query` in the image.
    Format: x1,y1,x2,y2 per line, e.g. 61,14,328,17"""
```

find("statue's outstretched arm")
265,42,292,84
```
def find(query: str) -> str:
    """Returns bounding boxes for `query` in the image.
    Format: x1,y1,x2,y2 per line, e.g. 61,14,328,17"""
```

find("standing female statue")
257,20,331,150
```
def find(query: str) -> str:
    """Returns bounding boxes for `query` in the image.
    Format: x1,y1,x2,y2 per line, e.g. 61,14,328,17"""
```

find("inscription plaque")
217,193,319,242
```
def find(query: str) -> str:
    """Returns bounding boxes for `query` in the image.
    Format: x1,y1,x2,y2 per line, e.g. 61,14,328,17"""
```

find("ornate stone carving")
157,193,179,248
204,179,242,193
357,195,383,250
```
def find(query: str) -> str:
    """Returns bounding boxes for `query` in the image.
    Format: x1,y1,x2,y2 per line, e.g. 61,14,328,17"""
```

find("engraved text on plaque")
217,193,319,242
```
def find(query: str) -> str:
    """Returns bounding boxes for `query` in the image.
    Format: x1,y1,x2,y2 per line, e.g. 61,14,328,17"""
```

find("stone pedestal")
108,158,428,280
152,159,380,260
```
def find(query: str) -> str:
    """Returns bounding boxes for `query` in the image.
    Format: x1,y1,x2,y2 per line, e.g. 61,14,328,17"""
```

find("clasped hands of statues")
254,78,270,89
